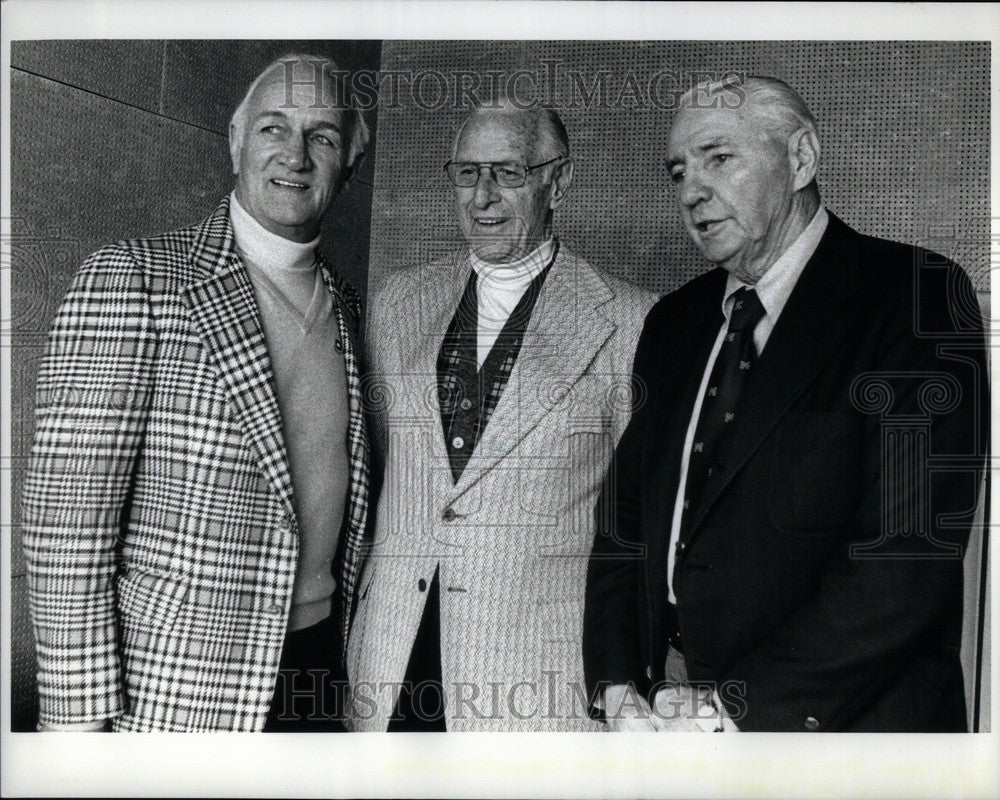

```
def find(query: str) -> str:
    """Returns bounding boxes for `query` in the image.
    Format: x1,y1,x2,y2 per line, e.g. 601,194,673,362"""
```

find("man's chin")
468,240,526,264
698,242,740,270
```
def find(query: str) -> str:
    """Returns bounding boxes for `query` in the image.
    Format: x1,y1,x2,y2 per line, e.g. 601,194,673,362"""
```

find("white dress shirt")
469,238,556,368
666,206,829,604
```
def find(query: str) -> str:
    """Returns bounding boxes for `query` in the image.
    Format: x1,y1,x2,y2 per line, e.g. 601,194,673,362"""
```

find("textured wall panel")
11,40,164,112
371,41,989,300
10,577,39,732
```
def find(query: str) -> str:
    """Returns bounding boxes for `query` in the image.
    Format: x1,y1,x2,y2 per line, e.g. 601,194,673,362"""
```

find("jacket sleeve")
583,306,660,711
723,260,988,731
21,244,156,727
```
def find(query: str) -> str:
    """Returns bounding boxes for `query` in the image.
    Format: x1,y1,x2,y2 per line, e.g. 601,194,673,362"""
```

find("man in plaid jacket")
22,54,370,731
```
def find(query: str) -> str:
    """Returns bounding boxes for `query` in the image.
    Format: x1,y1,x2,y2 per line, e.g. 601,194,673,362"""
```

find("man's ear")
549,157,575,211
229,122,242,176
336,112,370,196
337,149,367,196
789,128,820,192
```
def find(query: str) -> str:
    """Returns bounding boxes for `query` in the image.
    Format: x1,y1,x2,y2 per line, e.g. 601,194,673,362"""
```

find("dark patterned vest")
436,255,554,482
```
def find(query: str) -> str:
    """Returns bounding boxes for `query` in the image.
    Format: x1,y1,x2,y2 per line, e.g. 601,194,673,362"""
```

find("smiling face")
230,64,352,242
666,105,804,283
453,112,570,264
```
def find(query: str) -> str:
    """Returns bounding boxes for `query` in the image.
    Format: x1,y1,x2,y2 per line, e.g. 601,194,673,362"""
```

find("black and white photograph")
1,1,997,797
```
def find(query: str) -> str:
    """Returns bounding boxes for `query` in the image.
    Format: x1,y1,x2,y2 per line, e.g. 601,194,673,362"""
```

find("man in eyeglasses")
347,102,656,731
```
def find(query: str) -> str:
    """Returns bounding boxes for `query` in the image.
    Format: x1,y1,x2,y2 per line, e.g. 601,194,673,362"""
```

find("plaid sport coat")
22,197,369,731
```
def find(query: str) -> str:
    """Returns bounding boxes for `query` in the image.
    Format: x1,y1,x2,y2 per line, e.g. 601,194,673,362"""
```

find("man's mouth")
474,217,508,227
694,219,726,235
271,178,309,190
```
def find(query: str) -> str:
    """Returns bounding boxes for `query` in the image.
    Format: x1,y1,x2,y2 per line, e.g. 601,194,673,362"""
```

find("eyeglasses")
443,156,565,188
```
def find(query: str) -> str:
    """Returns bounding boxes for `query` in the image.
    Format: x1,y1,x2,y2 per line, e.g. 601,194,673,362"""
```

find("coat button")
334,339,343,352
442,507,458,522
645,665,654,680
459,398,473,411
804,716,820,731
277,515,292,533
418,578,427,592
451,436,465,450
266,602,283,616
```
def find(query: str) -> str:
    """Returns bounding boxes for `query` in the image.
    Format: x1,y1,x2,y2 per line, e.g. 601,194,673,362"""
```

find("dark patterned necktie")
682,286,766,532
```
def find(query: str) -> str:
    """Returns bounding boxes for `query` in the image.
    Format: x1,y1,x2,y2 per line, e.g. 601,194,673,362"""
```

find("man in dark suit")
583,76,988,732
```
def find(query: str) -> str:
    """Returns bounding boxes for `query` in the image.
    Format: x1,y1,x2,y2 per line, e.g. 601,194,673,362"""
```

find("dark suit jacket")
583,213,988,732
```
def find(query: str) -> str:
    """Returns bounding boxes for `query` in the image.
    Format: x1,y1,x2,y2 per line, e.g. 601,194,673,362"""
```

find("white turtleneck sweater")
469,238,556,368
230,192,349,633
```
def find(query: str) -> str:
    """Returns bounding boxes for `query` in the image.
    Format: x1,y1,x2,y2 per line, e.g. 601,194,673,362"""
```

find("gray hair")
680,75,819,145
230,53,370,164
452,100,570,163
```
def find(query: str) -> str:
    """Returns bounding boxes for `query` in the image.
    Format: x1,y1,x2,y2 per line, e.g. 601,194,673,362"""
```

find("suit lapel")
180,199,295,520
394,254,474,472
645,272,726,575
450,247,616,500
686,216,863,537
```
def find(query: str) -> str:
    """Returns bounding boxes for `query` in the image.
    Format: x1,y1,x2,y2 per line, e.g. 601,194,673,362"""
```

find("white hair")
230,53,370,164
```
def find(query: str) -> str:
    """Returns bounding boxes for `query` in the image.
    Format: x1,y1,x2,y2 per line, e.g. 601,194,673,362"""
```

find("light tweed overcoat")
347,246,656,731
22,197,369,731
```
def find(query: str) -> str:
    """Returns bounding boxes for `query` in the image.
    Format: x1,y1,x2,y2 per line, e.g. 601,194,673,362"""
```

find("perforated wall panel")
370,41,989,303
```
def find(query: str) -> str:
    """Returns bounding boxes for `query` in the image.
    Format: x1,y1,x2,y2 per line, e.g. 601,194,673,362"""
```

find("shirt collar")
722,206,829,322
229,190,319,273
469,237,556,291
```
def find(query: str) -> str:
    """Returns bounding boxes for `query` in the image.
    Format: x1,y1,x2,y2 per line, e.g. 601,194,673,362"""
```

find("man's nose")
472,167,500,206
279,133,312,171
679,168,711,207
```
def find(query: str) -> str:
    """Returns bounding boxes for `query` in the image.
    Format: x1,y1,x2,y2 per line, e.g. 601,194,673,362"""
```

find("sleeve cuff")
38,719,110,732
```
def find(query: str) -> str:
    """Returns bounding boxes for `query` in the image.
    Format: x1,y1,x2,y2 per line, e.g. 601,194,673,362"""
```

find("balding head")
452,101,570,163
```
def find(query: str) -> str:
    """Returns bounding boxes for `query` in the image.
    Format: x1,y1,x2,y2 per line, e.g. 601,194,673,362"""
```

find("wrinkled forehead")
247,61,346,118
668,105,757,153
454,112,535,162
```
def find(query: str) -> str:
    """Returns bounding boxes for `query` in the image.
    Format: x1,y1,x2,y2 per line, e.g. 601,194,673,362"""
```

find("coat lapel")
686,215,863,537
450,247,616,500
645,272,726,576
382,253,474,483
179,198,295,520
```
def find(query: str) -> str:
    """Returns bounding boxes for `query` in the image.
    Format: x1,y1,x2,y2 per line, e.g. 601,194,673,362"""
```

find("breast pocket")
768,411,862,534
116,567,189,634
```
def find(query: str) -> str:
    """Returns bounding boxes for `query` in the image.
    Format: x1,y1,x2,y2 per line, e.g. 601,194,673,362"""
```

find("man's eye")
495,168,520,181
670,170,685,183
310,133,336,147
456,166,478,179
711,153,732,166
260,125,282,135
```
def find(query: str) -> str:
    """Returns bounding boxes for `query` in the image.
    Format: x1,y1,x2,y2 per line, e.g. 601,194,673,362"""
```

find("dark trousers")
264,610,347,732
388,570,447,732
